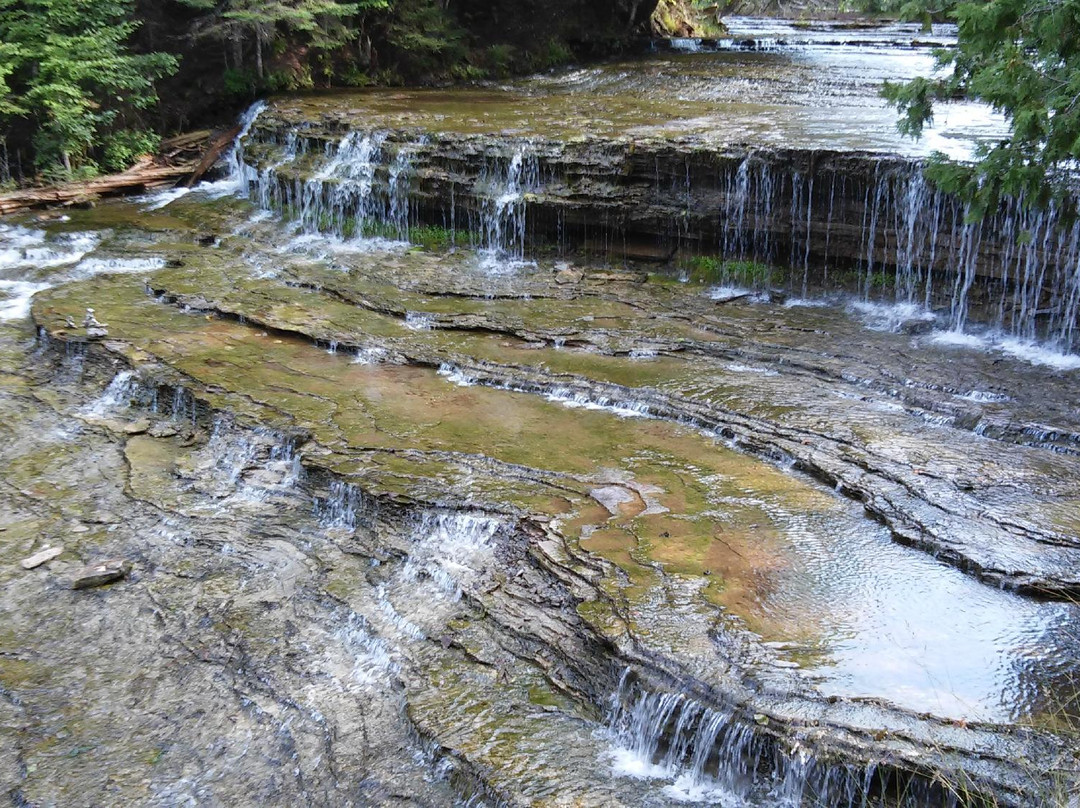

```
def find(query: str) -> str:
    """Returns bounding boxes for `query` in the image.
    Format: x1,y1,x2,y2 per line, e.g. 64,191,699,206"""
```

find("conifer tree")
884,0,1080,213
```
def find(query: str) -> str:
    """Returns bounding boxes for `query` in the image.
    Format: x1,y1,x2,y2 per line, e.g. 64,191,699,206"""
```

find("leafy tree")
883,0,1080,214
0,0,178,178
0,44,20,118
175,0,386,85
381,0,466,81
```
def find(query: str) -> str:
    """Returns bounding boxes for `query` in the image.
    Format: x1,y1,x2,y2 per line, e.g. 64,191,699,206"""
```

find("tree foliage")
174,0,385,82
884,0,1080,214
0,0,658,182
0,0,178,178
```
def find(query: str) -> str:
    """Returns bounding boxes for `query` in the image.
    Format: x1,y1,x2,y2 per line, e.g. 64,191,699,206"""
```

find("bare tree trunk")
0,139,10,186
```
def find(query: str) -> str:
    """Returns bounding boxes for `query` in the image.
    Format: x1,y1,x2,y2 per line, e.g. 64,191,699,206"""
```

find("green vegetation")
0,0,178,180
681,256,776,286
410,224,455,250
883,0,1080,214
0,0,663,183
173,0,380,86
841,0,907,13
651,0,725,37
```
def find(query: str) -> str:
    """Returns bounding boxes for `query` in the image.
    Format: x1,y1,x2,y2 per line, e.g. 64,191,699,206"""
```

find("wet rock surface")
70,558,132,589
0,320,1067,807
0,185,1073,806
3,32,1080,804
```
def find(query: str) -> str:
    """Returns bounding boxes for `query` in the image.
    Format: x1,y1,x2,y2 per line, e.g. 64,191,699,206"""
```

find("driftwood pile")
0,126,240,216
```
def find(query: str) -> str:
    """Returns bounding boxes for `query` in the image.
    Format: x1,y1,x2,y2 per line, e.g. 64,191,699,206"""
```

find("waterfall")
195,419,304,501
169,386,199,425
292,131,388,238
388,137,425,240
604,671,957,807
326,131,388,236
251,129,302,212
82,370,139,417
401,510,504,601
716,153,1080,354
476,142,539,268
216,100,268,196
669,38,705,53
352,346,388,365
232,124,432,248
227,102,1080,353
723,154,776,265
314,479,375,532
72,256,167,278
206,416,261,485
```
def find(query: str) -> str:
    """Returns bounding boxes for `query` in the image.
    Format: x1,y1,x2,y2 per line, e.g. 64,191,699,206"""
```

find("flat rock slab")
123,418,151,435
20,546,63,570
72,559,132,590
589,485,640,517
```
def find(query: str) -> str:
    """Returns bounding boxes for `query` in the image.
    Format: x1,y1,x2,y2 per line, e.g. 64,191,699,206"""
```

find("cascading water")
438,363,656,419
716,153,1080,353
0,224,102,320
213,100,269,196
314,479,375,532
474,142,539,268
170,386,200,425
388,137,426,240
401,510,504,601
234,126,430,248
722,153,776,267
323,131,388,237
605,672,954,807
206,416,261,485
234,120,541,269
225,102,1080,353
82,370,139,417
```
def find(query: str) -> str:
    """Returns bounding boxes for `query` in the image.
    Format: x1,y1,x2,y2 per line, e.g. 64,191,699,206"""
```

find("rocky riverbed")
0,186,1071,806
3,19,1080,808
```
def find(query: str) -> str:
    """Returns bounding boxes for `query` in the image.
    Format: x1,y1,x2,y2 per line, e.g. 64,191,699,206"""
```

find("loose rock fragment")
71,559,132,590
148,422,180,438
555,265,584,284
20,546,63,570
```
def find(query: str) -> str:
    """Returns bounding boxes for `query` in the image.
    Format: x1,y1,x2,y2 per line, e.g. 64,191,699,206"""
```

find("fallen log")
0,159,193,216
0,128,232,216
160,129,213,154
185,125,241,187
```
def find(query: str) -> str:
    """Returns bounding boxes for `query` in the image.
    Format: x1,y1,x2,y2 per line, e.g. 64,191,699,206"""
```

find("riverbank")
0,131,234,216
